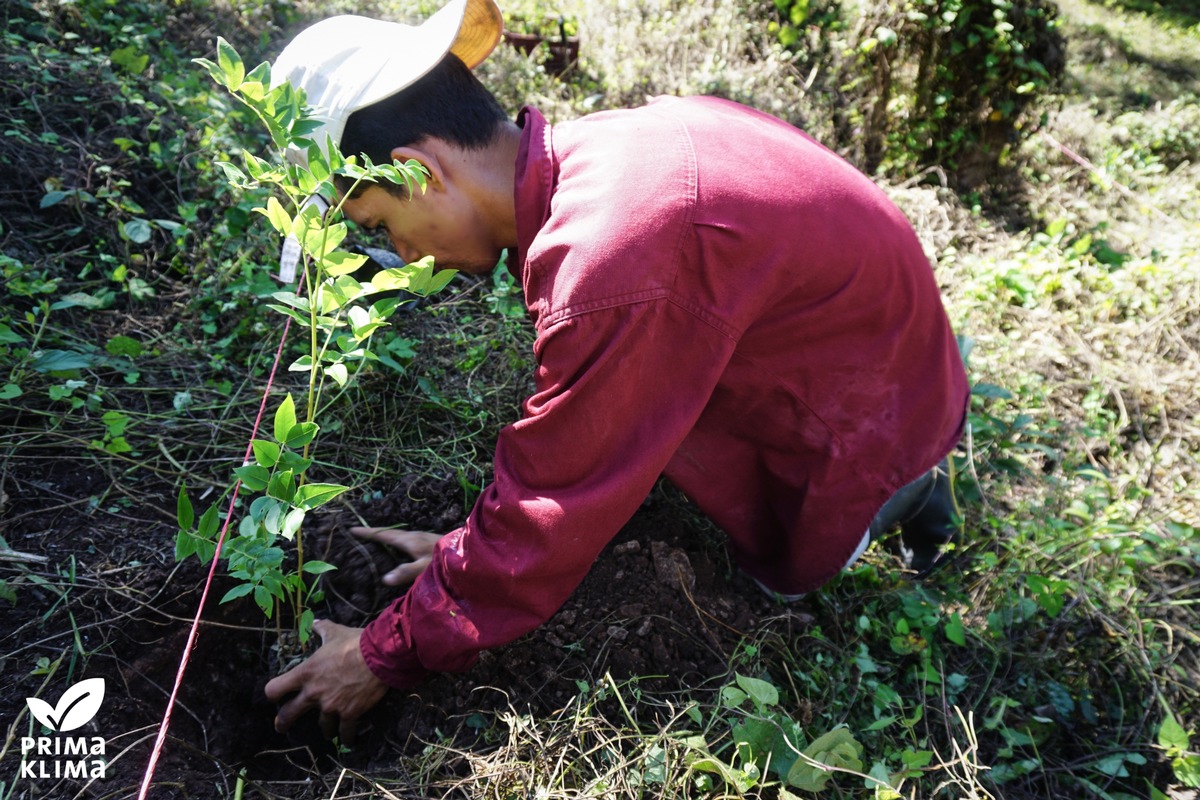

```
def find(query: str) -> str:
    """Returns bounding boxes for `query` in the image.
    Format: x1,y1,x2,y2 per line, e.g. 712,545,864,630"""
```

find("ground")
2,463,802,798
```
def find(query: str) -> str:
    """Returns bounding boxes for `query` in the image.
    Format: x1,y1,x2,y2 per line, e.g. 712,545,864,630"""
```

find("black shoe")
900,461,959,575
870,459,960,575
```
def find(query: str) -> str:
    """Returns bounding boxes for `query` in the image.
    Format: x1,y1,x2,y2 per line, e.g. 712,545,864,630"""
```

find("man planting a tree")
263,0,969,742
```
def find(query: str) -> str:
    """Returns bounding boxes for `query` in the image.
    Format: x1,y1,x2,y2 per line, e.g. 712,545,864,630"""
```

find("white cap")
271,0,503,163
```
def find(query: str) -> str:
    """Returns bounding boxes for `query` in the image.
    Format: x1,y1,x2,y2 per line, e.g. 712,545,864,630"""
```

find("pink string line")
137,315,293,800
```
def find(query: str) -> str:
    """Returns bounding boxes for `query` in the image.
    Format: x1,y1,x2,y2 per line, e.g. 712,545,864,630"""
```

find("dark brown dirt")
0,468,805,798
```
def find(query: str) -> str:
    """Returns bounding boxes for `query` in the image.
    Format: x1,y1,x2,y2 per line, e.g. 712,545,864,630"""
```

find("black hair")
336,52,508,197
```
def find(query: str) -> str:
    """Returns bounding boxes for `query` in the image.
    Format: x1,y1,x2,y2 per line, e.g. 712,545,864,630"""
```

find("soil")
0,466,805,798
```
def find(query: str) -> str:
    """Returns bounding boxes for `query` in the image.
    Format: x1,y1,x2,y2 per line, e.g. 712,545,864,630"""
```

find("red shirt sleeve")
359,296,736,689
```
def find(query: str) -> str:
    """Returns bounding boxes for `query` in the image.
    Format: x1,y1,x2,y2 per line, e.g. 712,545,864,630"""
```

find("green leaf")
293,482,349,510
267,469,296,504
104,436,132,455
252,439,281,468
321,251,368,277
0,323,25,344
0,383,22,399
278,450,313,475
221,583,254,603
283,421,319,448
197,503,221,539
288,355,315,373
1158,713,1190,752
175,530,196,561
1176,755,1200,788
298,608,315,644
123,218,153,244
945,612,966,645
273,393,297,444
233,464,270,492
302,560,337,575
177,484,195,530
262,196,292,235
105,335,144,358
216,37,245,90
787,727,864,792
281,507,305,540
254,584,273,616
31,349,97,373
324,362,349,387
736,674,779,709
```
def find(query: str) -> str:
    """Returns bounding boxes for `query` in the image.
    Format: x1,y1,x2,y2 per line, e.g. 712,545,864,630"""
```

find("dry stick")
136,315,293,800
1039,131,1176,226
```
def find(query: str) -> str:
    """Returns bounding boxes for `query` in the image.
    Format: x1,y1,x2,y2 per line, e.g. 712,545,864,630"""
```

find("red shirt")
360,97,968,689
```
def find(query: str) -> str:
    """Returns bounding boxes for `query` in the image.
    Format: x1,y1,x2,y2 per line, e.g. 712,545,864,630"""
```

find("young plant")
174,39,457,642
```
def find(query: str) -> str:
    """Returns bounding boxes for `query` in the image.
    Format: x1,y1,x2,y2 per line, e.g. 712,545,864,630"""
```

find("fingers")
382,557,432,587
270,685,313,733
349,527,442,558
264,662,303,703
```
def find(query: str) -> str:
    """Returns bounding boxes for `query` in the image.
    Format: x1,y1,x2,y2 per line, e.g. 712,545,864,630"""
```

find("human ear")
389,146,443,194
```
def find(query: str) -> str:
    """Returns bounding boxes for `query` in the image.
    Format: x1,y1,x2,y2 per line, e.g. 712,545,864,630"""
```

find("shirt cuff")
359,600,430,690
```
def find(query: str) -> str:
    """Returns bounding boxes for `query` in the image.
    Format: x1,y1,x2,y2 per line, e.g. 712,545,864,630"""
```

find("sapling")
174,39,457,642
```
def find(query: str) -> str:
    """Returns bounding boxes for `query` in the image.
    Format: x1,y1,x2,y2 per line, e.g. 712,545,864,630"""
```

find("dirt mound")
0,472,805,798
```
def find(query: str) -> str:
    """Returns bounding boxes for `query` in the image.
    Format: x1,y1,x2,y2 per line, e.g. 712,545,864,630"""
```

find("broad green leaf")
123,218,152,244
192,56,223,88
0,323,24,344
252,439,281,468
215,160,249,185
254,585,273,616
233,464,269,492
422,267,458,294
787,727,864,792
0,383,22,399
221,583,254,603
176,484,194,530
273,393,297,443
197,503,220,539
288,355,314,373
267,468,295,504
31,349,97,373
945,612,966,645
1176,755,1200,788
1159,713,1190,752
321,251,368,277
266,303,312,326
298,608,315,644
216,37,245,90
720,686,747,709
736,675,779,709
262,196,292,235
293,482,349,510
324,362,349,387
283,421,319,448
263,497,286,534
302,560,337,575
282,507,305,540
278,450,313,475
106,335,144,358
175,530,196,561
270,291,310,311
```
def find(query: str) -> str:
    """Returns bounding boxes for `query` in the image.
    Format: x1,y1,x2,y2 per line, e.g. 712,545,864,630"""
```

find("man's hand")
350,526,443,586
264,620,388,743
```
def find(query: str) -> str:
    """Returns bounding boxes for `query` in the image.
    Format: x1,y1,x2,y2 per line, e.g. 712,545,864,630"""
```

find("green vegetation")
1,0,1196,798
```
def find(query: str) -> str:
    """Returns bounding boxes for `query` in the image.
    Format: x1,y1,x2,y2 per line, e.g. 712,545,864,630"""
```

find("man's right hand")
349,527,443,586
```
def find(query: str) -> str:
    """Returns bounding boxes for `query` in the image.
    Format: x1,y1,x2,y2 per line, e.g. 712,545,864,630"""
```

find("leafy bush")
774,0,1066,185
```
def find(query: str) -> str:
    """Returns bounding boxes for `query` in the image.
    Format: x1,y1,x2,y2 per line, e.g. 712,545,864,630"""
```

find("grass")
1,0,1198,797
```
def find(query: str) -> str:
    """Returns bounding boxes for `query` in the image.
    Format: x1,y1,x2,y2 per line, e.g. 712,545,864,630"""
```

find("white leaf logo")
25,678,105,733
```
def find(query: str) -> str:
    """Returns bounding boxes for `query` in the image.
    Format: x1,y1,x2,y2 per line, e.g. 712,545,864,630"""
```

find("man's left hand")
264,619,388,743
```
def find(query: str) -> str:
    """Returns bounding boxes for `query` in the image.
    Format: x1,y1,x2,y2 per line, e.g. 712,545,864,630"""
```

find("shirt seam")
539,290,742,342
